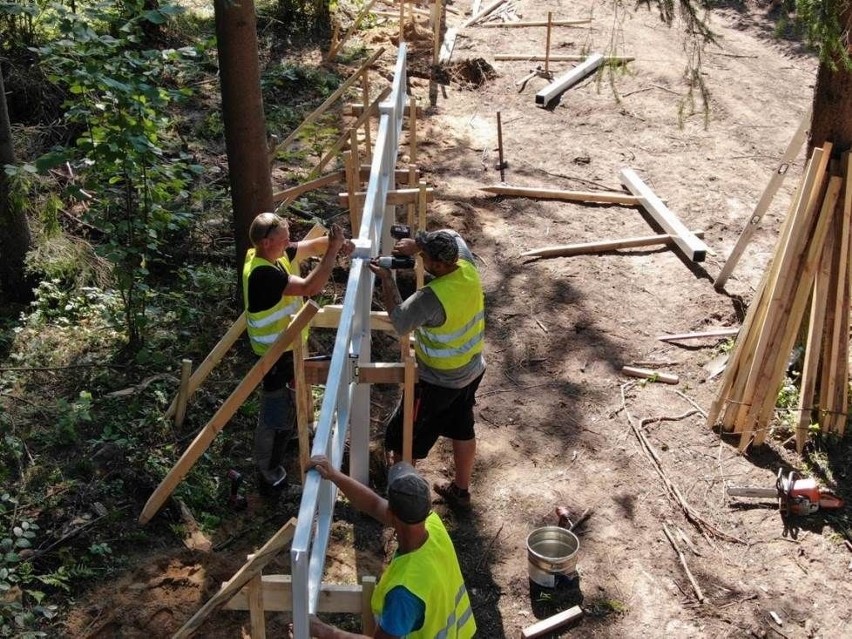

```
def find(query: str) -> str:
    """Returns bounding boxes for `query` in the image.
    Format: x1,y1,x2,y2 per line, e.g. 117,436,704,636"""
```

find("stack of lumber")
707,144,852,452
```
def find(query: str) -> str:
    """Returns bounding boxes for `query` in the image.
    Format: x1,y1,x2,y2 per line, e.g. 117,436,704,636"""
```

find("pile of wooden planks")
707,144,852,452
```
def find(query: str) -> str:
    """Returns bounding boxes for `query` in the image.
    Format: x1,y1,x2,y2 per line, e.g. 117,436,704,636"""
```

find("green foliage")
773,373,800,437
28,0,204,349
796,0,852,69
263,0,332,39
0,495,59,638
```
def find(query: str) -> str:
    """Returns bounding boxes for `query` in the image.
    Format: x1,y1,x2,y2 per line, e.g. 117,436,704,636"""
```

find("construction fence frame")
289,43,409,639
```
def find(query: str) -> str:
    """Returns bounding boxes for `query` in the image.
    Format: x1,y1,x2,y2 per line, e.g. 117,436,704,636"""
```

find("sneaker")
433,481,471,508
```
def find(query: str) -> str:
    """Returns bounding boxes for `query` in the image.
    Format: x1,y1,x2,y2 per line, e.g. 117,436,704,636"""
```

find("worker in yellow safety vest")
369,230,486,508
307,455,476,639
242,213,352,496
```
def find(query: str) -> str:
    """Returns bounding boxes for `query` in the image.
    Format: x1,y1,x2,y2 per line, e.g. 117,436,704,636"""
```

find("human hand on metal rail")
367,260,393,281
307,455,339,483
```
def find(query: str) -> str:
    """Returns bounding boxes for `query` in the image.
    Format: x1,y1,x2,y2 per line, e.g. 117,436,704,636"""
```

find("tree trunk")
809,6,852,153
0,64,34,304
214,0,273,285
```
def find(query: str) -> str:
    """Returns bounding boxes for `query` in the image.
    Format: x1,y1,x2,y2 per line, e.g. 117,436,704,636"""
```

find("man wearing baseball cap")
308,455,476,638
369,229,486,508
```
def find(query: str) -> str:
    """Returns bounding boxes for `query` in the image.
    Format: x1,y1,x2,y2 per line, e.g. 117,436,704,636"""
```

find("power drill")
227,469,248,510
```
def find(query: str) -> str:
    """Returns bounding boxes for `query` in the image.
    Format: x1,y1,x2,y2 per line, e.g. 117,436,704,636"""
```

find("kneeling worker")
308,455,476,638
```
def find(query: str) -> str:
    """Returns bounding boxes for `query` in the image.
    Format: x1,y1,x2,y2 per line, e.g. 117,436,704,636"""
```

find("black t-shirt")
248,246,298,390
247,246,298,313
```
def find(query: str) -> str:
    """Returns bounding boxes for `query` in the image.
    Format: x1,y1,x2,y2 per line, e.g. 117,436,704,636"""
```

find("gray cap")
387,462,431,524
415,230,459,264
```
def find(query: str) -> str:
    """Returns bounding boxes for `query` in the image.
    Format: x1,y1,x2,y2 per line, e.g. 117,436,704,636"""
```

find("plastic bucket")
526,526,580,588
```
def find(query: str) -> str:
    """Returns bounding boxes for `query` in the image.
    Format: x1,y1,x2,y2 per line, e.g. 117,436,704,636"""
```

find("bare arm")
284,225,346,297
307,455,392,526
310,615,398,639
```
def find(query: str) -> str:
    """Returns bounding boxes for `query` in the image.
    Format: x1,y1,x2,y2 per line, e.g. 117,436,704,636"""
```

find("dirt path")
63,2,852,638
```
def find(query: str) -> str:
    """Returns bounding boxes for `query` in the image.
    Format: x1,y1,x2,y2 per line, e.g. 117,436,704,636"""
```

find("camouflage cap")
415,230,459,264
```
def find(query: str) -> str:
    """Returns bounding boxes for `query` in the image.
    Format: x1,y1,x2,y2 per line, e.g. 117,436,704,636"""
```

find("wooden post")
432,0,443,66
399,0,405,42
247,574,266,639
416,179,427,290
164,314,247,420
361,70,372,163
409,95,417,165
174,358,193,428
402,334,415,464
361,576,376,635
407,164,418,228
496,111,506,182
292,337,312,482
544,12,552,77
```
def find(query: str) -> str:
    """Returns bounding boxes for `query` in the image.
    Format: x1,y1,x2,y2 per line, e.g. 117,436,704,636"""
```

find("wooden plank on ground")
498,54,633,63
173,519,296,638
521,231,704,259
620,168,709,262
481,19,592,27
521,606,583,639
715,110,810,289
622,366,679,385
535,53,604,107
481,184,639,205
658,328,739,342
139,302,319,525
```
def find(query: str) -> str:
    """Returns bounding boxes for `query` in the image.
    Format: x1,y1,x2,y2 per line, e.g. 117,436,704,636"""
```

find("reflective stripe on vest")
415,260,485,371
242,248,305,355
371,513,476,638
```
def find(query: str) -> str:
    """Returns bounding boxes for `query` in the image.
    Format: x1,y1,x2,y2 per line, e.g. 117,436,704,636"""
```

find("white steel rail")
290,44,409,639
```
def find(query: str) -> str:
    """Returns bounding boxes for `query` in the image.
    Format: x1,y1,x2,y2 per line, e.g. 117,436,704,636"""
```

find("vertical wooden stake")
409,95,417,165
544,12,552,77
247,573,266,639
361,576,377,635
399,0,405,42
174,358,193,428
293,337,311,483
496,111,506,183
402,334,415,464
432,0,443,66
361,70,372,163
407,164,418,228
416,179,428,290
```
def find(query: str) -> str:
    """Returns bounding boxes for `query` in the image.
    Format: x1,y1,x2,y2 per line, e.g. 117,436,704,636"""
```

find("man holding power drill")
243,212,353,496
369,229,485,507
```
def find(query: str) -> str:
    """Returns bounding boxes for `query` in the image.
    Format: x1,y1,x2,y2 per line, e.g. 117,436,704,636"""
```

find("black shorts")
385,372,484,459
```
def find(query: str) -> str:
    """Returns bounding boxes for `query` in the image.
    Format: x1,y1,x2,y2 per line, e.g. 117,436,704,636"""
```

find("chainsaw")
726,469,844,516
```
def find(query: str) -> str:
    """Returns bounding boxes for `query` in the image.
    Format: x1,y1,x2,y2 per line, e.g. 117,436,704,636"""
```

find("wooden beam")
498,54,633,63
345,104,424,118
311,304,395,332
521,231,705,259
521,605,583,639
173,519,297,638
224,574,364,613
481,184,640,206
272,171,346,204
270,48,384,158
536,53,604,107
358,165,421,183
620,168,709,262
622,366,679,385
339,186,435,207
139,303,319,525
302,360,417,385
715,110,810,290
173,358,193,428
480,19,592,28
657,328,739,342
164,314,247,420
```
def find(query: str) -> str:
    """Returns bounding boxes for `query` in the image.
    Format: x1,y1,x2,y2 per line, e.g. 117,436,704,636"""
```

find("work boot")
257,466,288,499
433,481,471,508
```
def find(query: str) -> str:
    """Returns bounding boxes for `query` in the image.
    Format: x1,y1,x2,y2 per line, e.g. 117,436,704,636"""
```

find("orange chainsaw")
727,469,844,516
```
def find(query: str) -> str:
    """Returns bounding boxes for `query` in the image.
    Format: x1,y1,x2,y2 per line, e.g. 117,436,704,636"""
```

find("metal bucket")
526,526,580,588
